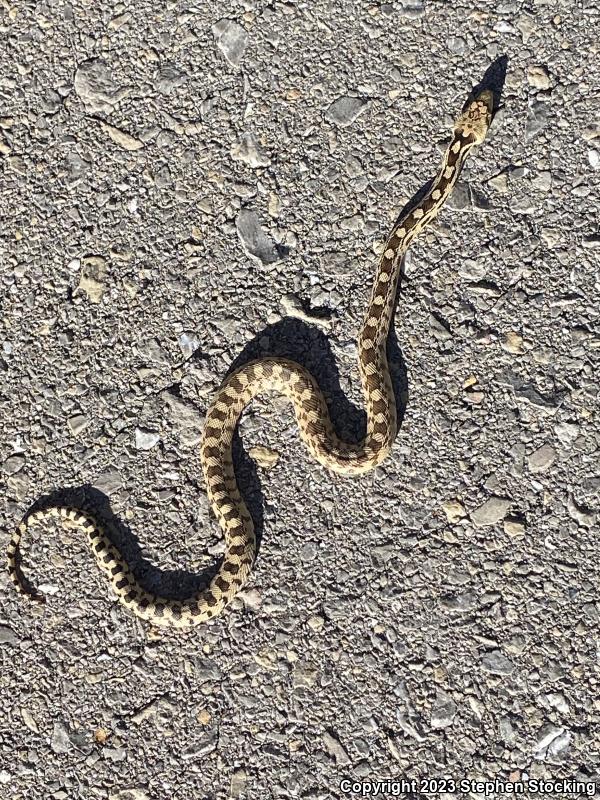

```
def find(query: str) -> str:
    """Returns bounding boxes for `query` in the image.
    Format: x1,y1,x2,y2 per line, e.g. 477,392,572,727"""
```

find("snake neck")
392,133,474,256
355,132,479,454
362,131,477,345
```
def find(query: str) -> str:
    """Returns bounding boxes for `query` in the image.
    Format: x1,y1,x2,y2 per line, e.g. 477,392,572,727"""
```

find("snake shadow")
20,485,225,603
18,311,408,610
19,286,410,609
221,282,410,557
479,54,508,110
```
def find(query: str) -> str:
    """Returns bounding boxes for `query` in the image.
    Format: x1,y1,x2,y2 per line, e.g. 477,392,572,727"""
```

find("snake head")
455,88,494,145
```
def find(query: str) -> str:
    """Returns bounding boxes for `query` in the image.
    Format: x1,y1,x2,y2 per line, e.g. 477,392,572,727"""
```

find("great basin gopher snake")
7,90,494,627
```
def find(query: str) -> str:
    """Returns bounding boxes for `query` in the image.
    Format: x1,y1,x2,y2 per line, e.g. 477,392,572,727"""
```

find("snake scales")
7,90,493,628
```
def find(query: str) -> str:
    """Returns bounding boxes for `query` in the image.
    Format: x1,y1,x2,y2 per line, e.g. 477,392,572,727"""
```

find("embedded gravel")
1,1,599,799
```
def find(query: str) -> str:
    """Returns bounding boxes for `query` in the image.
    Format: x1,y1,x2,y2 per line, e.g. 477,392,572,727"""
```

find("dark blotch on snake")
421,196,437,214
227,375,243,393
361,324,377,340
372,398,388,415
215,576,230,592
373,420,389,437
446,144,460,166
203,445,220,460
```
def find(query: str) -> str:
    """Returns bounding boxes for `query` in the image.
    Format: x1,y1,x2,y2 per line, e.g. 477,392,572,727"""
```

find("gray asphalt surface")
1,1,599,798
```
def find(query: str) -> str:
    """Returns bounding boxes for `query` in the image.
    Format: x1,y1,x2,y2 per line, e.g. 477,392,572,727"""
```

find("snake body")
7,91,493,627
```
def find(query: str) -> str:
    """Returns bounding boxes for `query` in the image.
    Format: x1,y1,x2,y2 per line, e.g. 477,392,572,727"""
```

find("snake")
6,89,494,628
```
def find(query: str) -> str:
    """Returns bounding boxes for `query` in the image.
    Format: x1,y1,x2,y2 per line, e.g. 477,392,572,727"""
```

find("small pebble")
178,332,201,359
238,588,262,610
527,444,556,472
93,469,123,494
51,722,73,754
0,625,18,645
504,518,526,537
533,726,571,760
458,258,486,281
501,331,524,354
98,120,144,151
446,36,466,54
470,496,512,527
74,58,129,113
231,132,271,168
236,209,280,265
480,651,515,676
398,0,425,17
280,293,332,328
135,428,160,450
307,615,324,631
249,445,280,469
2,455,25,475
212,19,247,67
554,421,579,446
325,96,368,127
527,65,552,90
442,500,466,523
567,495,596,528
94,727,110,744
67,414,89,436
230,770,247,798
78,256,108,303
322,730,350,764
197,709,211,725
431,691,457,728
487,172,509,193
